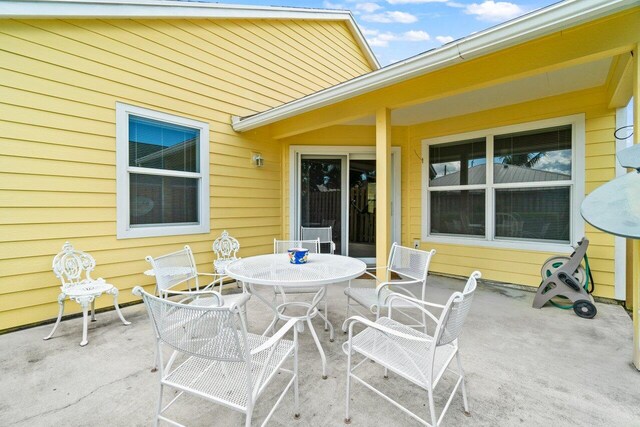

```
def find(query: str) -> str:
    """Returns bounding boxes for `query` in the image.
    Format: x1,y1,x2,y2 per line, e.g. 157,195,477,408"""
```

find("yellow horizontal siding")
0,16,373,330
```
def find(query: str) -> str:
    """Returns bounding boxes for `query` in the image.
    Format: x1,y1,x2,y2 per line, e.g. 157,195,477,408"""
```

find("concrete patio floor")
1,275,639,426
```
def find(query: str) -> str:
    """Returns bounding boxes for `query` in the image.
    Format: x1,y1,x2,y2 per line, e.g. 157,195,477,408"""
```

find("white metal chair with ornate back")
43,242,131,346
133,286,300,427
342,271,481,426
212,230,242,291
344,243,436,333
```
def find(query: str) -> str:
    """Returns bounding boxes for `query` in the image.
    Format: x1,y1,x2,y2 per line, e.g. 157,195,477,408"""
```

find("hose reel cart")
532,238,596,319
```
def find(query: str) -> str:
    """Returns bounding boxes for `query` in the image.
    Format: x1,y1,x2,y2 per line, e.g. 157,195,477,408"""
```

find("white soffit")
231,0,637,132
0,0,380,70
344,57,613,126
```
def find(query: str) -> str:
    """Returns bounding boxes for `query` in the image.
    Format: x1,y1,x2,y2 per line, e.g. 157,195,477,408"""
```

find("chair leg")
90,300,96,322
79,298,91,347
427,385,438,427
43,293,66,341
109,288,131,326
245,406,253,427
343,296,351,333
307,318,328,379
456,352,471,416
344,334,353,424
154,384,164,427
293,327,300,420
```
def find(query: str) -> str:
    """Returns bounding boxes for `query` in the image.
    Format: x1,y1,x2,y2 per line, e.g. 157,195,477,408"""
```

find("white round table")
225,253,366,378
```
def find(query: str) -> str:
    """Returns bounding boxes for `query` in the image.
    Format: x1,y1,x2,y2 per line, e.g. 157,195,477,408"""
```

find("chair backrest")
434,271,481,346
52,242,97,287
387,243,436,283
300,227,334,254
212,230,240,262
145,245,199,294
273,239,320,254
134,287,248,363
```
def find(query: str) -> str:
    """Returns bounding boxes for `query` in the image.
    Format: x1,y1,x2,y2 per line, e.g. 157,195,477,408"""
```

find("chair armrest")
229,293,252,311
385,293,441,323
251,318,299,355
374,279,422,297
386,292,445,309
342,316,429,342
170,290,224,306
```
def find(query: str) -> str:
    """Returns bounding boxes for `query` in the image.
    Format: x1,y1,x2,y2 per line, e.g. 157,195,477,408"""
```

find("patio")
2,275,638,426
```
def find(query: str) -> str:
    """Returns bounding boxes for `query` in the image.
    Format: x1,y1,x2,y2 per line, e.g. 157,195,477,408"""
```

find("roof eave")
232,0,638,133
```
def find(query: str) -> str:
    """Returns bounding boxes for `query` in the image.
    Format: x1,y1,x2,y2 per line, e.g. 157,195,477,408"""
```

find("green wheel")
540,256,587,287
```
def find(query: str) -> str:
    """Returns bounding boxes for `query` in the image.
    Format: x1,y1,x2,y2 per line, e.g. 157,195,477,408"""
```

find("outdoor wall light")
252,153,264,167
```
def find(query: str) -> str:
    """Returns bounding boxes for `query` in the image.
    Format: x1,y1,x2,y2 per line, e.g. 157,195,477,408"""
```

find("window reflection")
429,138,486,187
494,126,571,183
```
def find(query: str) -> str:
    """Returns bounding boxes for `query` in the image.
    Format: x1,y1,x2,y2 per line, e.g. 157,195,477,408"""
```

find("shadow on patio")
1,275,638,426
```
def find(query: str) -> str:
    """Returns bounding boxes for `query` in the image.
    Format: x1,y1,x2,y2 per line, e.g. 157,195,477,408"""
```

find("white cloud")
355,2,383,12
360,26,380,36
366,29,430,46
323,1,346,9
362,10,418,23
465,1,524,22
436,35,454,44
403,30,430,41
387,0,447,3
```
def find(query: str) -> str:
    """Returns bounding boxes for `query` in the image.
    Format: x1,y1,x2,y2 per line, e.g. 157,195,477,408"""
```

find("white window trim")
116,102,210,239
421,114,585,253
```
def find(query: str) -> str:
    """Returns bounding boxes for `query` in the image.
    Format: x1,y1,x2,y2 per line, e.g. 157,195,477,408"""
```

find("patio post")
633,43,639,370
375,107,392,277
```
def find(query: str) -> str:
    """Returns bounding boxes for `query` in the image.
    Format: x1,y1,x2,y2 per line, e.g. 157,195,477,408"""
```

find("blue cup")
288,248,309,264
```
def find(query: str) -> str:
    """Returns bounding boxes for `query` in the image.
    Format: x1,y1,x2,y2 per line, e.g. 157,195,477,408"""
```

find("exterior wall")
280,125,409,246
407,87,618,298
0,18,373,330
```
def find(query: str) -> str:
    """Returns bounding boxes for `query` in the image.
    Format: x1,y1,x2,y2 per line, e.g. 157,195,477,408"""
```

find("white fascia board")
232,0,638,133
0,0,351,20
344,15,380,70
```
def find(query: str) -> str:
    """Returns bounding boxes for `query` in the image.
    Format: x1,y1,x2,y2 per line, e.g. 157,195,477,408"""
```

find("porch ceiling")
344,57,613,126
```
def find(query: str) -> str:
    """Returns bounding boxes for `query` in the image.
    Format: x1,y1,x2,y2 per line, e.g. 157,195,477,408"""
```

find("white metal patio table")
225,253,366,379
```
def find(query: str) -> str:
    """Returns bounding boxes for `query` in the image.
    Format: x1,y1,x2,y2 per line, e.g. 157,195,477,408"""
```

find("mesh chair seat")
164,332,294,409
350,317,456,389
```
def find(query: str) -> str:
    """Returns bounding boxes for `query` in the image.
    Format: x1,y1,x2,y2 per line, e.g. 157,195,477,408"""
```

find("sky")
205,0,562,65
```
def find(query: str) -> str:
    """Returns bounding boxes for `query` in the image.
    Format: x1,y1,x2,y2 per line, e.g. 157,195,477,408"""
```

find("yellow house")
0,0,638,336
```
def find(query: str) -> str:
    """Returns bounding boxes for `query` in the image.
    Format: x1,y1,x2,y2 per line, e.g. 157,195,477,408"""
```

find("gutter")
231,0,638,133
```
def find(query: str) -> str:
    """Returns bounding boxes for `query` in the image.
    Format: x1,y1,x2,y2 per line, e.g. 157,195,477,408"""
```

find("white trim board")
420,114,586,254
232,0,636,133
115,102,210,239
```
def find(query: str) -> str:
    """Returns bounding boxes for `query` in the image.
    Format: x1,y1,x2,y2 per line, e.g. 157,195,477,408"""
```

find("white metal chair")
301,226,336,254
344,243,436,332
273,239,333,337
133,286,300,427
342,271,481,426
43,242,131,346
146,245,248,307
212,229,242,290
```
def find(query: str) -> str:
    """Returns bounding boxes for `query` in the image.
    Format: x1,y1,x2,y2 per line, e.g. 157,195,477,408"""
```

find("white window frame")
116,102,210,239
421,114,585,253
